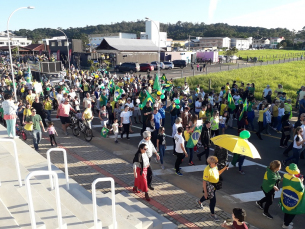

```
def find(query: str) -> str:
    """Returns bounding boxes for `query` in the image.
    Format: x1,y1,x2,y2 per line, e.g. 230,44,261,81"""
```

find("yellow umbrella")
211,134,261,159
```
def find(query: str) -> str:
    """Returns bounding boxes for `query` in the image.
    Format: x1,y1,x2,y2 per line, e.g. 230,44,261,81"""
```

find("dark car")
139,63,154,72
114,62,140,73
172,60,187,68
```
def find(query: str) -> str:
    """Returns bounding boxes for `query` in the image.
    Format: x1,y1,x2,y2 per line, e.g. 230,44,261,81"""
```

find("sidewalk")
26,123,257,229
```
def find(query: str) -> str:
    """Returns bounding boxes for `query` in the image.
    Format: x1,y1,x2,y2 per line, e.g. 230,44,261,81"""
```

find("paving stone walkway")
25,127,256,229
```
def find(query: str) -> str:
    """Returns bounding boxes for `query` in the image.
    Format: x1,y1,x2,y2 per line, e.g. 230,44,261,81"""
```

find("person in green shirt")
256,160,281,219
25,108,46,151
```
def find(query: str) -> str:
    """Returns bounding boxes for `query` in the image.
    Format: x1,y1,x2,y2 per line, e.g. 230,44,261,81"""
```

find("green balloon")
240,130,251,139
162,89,165,94
139,104,143,109
174,99,180,104
176,105,180,109
46,87,50,91
160,94,165,99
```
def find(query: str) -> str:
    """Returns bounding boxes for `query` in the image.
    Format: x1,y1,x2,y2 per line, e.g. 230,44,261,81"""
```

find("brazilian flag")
239,98,247,121
141,91,155,108
186,126,203,148
161,74,167,83
247,101,254,111
280,173,305,214
162,84,172,92
227,93,236,110
108,79,114,92
188,95,193,107
101,127,109,138
100,94,107,106
114,86,123,102
139,90,146,103
153,74,161,91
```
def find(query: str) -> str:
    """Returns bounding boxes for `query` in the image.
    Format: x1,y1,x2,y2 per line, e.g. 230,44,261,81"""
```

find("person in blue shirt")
152,107,162,147
158,106,166,127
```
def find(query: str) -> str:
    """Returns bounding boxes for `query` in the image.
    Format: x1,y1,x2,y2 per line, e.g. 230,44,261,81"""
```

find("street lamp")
55,28,70,71
7,6,34,101
145,17,160,77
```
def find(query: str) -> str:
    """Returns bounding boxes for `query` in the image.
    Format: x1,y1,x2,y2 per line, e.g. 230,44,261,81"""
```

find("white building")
40,36,67,46
140,20,168,48
230,37,252,50
88,33,137,47
0,31,32,47
252,38,270,48
269,37,285,49
199,37,231,49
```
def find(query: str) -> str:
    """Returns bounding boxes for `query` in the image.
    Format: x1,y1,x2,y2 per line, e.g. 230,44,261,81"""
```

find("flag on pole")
186,126,203,148
161,74,167,83
108,79,114,92
141,91,155,108
101,127,109,138
100,94,108,106
153,74,161,91
162,84,172,92
239,98,247,121
228,93,236,110
114,86,123,102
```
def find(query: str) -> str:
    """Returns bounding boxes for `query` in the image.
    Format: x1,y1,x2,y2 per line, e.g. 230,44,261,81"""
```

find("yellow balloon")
95,74,99,78
157,91,162,96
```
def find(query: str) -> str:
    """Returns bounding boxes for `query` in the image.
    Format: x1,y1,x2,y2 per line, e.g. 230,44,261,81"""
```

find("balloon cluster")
239,130,251,139
174,99,180,109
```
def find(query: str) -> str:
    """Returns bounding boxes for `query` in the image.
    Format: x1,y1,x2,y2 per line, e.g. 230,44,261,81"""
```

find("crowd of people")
1,57,305,229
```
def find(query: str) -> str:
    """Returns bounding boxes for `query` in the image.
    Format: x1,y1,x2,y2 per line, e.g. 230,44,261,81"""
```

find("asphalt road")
86,108,304,229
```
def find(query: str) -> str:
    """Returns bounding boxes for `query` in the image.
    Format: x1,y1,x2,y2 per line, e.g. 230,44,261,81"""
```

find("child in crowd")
221,208,248,229
110,118,119,143
46,122,58,147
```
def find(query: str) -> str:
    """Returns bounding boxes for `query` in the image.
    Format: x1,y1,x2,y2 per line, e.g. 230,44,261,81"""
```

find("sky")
0,0,304,32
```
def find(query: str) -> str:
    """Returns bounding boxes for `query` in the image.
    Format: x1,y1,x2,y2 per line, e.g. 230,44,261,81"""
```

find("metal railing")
0,138,22,187
46,148,69,190
25,170,66,229
92,178,117,229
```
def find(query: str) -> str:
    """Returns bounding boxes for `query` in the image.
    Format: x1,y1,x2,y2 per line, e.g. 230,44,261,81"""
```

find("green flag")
247,101,254,111
114,86,123,102
186,126,203,148
228,93,236,110
239,99,247,121
101,127,109,138
280,173,305,214
153,74,161,91
141,91,155,108
139,90,146,103
161,74,167,83
162,84,172,92
100,94,108,106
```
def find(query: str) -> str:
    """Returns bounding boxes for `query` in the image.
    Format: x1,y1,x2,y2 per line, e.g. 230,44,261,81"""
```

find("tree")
224,47,238,56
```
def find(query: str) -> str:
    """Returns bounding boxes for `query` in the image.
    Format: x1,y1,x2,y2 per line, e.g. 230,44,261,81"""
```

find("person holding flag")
185,123,202,166
280,163,305,229
227,92,236,128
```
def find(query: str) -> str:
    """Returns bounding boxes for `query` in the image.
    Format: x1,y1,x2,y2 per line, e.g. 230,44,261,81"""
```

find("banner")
57,50,60,61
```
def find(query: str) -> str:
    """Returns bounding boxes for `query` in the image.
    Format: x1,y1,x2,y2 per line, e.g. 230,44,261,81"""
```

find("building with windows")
140,20,168,48
199,37,231,49
230,37,252,50
0,31,32,47
252,38,270,48
269,37,285,49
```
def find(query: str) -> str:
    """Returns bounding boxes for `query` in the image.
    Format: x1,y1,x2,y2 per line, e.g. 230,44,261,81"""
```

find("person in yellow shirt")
272,100,280,129
184,125,195,166
220,100,228,116
256,104,271,140
197,156,228,221
82,103,93,129
26,90,36,106
117,79,124,87
199,105,207,122
44,96,53,121
23,103,32,124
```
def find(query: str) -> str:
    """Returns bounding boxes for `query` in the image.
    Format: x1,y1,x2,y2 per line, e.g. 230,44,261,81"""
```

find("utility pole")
189,35,190,51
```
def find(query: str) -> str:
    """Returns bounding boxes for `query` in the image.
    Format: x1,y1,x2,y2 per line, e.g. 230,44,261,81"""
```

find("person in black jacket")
214,145,228,180
197,121,211,163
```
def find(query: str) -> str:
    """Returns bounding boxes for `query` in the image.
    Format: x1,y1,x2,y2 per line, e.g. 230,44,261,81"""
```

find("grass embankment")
219,50,305,62
174,61,305,102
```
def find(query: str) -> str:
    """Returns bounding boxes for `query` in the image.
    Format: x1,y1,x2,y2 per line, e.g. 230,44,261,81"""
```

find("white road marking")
230,189,282,203
109,133,140,138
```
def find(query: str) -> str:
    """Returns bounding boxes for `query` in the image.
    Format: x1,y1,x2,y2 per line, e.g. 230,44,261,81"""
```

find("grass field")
174,61,305,102
219,49,305,62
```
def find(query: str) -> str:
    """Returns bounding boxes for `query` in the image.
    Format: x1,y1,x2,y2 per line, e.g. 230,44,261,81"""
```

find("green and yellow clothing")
44,100,52,110
199,110,206,120
210,116,219,130
26,115,42,130
83,83,89,92
203,165,219,183
220,104,228,116
258,109,269,122
262,167,281,193
184,130,190,142
273,105,279,117
83,108,93,120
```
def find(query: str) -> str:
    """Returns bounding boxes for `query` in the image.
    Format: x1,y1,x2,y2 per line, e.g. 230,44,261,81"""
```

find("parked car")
114,62,140,73
172,60,187,68
151,61,165,70
163,61,174,69
140,63,154,72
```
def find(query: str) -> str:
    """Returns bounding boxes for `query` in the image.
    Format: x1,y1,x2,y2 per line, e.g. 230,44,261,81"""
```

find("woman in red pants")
133,143,151,201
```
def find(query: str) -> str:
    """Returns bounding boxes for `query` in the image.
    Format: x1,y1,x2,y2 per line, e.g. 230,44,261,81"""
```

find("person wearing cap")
263,85,272,99
280,163,305,229
139,131,160,190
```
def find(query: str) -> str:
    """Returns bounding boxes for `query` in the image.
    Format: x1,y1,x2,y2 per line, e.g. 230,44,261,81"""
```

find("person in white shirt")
263,85,272,98
174,127,188,176
195,98,202,115
56,89,63,105
133,95,141,124
138,131,160,191
126,98,134,133
233,94,241,106
183,82,190,95
83,93,92,109
219,87,225,102
120,105,132,139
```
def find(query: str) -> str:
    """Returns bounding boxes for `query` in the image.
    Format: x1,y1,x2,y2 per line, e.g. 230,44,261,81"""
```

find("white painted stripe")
45,118,60,121
92,125,104,128
231,189,282,203
165,146,173,151
109,133,141,139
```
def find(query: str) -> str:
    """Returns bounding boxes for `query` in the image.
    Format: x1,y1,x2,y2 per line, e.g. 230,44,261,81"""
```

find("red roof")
24,44,45,51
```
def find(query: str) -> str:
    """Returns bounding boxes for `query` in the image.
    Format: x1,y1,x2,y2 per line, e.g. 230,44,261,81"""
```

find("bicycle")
16,123,27,141
72,119,93,142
